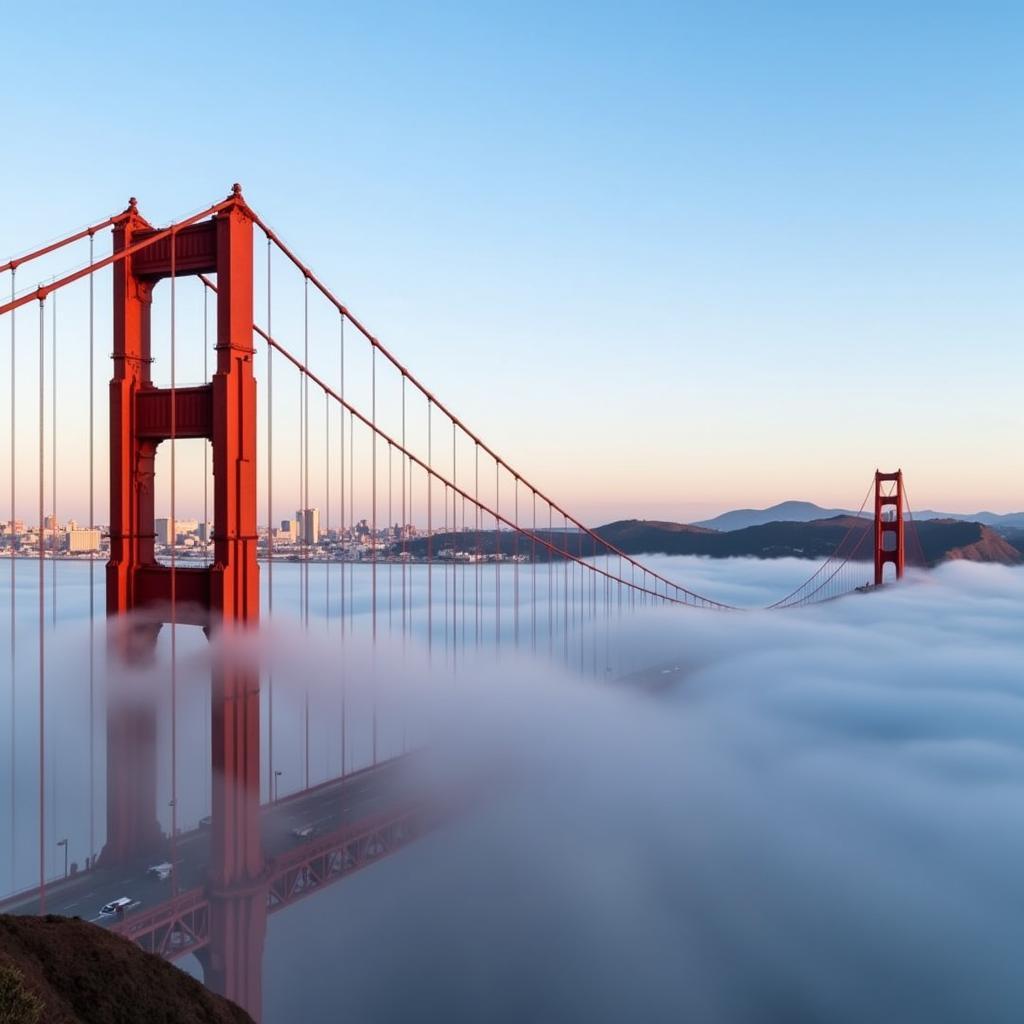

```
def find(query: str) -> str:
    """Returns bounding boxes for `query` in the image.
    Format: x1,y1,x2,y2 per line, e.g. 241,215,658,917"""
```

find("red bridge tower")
105,186,265,1016
873,469,905,585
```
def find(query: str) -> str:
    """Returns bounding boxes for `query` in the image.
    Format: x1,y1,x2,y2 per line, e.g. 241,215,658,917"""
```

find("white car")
147,862,173,881
290,824,316,839
100,896,132,915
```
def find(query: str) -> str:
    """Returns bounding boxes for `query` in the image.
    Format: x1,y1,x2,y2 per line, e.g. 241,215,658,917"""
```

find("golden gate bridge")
0,186,925,1019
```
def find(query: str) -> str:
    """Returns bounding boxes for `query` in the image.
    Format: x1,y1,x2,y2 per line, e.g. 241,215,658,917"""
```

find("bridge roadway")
0,757,410,925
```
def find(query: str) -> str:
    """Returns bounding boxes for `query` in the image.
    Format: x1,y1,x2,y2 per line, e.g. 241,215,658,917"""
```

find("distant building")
197,521,213,542
65,528,101,553
44,513,58,533
154,518,198,545
278,519,298,543
176,519,198,540
295,508,320,545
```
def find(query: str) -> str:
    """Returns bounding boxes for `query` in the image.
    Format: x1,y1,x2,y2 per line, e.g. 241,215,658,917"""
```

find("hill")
694,501,1024,535
914,510,1024,533
594,517,1021,566
692,501,853,531
0,914,252,1024
405,517,1022,567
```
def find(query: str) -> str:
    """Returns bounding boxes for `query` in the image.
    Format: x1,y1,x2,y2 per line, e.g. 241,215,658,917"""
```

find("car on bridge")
100,897,133,916
147,862,173,881
290,824,317,839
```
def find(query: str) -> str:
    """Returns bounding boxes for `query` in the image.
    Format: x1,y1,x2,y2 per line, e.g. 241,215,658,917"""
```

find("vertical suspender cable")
548,503,553,655
266,235,274,799
406,416,412,639
325,390,330,620
372,348,380,765
388,440,393,632
371,345,378,763
452,422,457,658
474,443,480,646
37,296,45,912
495,463,500,649
8,267,15,891
303,276,310,630
401,375,406,636
50,289,56,624
339,313,345,634
88,233,95,868
348,409,354,631
204,287,209,555
48,289,56,856
443,475,449,659
427,399,432,657
303,277,309,788
461,486,467,649
513,477,519,646
532,490,537,653
339,313,346,774
371,344,377,643
169,231,178,893
563,512,569,663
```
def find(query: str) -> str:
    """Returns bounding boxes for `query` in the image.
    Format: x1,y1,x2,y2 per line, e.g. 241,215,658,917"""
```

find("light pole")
274,770,283,803
56,838,68,879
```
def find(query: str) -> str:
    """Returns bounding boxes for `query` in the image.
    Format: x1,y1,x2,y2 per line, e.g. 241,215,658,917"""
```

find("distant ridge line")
692,501,1024,533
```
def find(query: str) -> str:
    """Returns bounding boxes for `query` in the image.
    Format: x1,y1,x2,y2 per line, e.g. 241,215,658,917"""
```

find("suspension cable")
0,198,234,318
1,211,128,276
252,328,687,604
247,209,730,608
767,479,875,609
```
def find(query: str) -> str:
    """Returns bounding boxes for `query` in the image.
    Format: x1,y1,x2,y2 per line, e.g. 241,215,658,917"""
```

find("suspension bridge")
0,186,924,1019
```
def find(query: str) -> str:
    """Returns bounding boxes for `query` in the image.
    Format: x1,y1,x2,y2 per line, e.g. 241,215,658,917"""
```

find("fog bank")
262,561,1024,1023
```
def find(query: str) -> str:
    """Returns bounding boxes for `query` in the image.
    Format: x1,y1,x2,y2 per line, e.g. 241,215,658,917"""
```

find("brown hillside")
943,524,1023,565
0,914,253,1024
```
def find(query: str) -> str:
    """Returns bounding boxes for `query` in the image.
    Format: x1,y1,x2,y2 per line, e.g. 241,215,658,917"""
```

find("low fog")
3,557,1022,1022
254,560,1024,1023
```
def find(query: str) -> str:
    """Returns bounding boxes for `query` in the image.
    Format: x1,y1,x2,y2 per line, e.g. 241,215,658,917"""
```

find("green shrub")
0,961,43,1024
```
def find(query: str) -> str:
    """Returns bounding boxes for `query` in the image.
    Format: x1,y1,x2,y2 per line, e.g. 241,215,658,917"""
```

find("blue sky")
1,2,1022,523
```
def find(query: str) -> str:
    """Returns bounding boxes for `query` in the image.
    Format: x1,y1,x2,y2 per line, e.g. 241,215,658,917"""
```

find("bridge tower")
105,187,265,1017
873,469,905,585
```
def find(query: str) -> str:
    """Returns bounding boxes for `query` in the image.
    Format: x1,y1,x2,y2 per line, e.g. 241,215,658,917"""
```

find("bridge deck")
0,757,411,925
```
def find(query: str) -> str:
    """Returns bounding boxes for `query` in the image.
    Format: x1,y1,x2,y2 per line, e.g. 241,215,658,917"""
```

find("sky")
1,1,1022,524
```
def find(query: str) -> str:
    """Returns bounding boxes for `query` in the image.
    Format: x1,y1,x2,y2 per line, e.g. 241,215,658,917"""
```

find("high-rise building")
278,519,298,543
154,518,173,545
295,508,320,545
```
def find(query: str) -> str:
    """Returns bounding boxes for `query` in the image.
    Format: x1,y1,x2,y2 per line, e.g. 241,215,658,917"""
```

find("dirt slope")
0,914,253,1024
